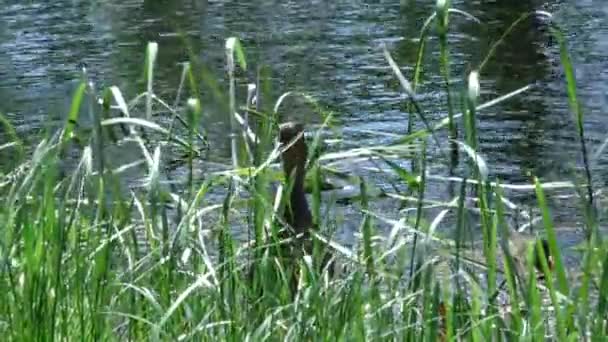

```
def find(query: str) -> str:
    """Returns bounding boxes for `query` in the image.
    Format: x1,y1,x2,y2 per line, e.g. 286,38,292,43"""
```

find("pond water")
0,0,606,255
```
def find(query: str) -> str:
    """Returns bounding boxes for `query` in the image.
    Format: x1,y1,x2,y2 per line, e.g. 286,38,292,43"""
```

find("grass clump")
0,5,606,341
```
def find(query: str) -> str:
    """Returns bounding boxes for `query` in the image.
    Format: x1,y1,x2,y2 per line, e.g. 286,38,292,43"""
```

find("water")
0,0,606,252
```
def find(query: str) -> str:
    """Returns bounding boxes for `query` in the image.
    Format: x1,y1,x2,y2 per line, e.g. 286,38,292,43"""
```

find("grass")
0,4,607,341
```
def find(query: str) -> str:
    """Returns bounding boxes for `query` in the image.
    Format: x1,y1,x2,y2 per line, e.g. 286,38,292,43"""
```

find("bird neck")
284,162,312,233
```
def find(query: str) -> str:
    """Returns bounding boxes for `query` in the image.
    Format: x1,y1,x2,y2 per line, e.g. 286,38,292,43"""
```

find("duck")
248,122,334,297
278,122,335,276
278,122,314,236
504,231,554,281
436,233,554,340
453,232,554,281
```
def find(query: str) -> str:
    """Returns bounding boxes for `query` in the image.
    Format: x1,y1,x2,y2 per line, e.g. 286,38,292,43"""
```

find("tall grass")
0,5,605,341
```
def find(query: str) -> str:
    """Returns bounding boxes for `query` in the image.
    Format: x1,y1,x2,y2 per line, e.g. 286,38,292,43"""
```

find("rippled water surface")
1,0,607,251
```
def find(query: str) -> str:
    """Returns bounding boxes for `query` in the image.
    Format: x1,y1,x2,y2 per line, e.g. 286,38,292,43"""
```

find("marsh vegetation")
0,3,607,341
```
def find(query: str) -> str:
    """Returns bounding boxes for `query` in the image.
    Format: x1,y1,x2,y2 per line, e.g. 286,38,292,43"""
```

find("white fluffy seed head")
436,0,449,29
436,0,447,11
187,98,201,114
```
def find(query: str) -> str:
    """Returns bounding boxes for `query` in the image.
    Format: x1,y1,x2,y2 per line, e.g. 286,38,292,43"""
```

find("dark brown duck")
278,122,313,235
277,122,334,271
248,122,333,296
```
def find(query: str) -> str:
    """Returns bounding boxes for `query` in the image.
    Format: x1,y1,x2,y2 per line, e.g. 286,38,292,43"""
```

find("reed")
0,5,604,341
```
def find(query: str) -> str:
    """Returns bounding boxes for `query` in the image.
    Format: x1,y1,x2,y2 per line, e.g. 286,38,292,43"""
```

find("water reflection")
0,0,606,228
458,0,558,184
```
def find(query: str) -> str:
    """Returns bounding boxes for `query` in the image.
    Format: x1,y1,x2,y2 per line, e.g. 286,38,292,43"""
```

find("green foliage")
0,7,603,342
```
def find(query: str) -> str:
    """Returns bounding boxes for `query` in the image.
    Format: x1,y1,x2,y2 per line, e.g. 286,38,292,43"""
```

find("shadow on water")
456,0,605,261
462,0,563,184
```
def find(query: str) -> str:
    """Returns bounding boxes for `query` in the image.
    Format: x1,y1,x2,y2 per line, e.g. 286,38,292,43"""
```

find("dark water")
0,1,606,250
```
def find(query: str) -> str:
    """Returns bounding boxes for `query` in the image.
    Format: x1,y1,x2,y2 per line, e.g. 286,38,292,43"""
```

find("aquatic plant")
0,5,605,341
